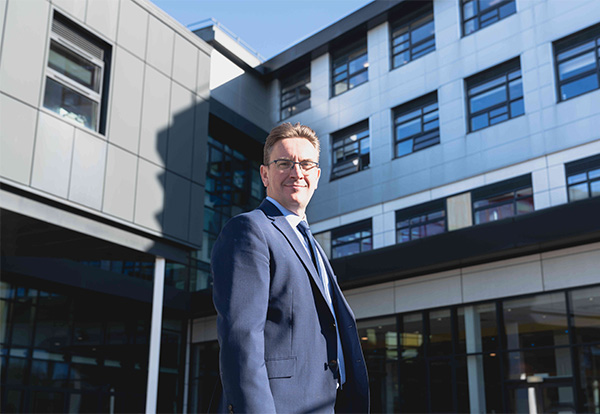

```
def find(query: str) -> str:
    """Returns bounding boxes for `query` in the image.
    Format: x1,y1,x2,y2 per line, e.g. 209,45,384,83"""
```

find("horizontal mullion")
558,68,600,85
470,100,511,119
46,70,102,102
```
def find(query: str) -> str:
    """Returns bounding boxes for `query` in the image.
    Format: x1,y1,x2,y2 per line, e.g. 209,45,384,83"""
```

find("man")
211,122,369,413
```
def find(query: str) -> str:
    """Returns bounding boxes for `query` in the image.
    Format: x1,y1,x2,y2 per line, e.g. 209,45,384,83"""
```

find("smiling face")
260,137,321,217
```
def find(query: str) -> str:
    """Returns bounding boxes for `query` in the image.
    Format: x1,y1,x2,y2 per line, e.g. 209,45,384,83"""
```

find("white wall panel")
31,112,75,198
86,0,119,41
103,144,137,221
69,128,107,209
0,93,37,184
117,0,148,59
134,158,165,231
462,256,543,302
173,35,198,92
146,15,174,76
53,0,86,22
108,47,144,153
139,65,170,166
0,0,49,107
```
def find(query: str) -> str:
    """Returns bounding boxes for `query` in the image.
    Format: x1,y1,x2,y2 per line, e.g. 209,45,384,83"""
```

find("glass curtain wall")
357,284,599,413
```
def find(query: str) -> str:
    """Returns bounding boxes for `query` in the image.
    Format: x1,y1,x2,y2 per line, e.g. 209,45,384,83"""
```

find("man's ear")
260,164,269,188
314,168,321,189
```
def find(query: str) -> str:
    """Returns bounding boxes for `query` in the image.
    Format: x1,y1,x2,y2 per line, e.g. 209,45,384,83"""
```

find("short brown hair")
263,122,320,165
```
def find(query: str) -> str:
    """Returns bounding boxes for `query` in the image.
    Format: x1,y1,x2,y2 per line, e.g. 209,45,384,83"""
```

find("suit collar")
259,199,332,310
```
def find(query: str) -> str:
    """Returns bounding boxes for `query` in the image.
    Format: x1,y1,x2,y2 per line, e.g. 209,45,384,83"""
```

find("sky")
150,0,374,60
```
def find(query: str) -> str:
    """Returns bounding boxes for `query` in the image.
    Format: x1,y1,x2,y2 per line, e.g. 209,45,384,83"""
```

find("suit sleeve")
211,215,276,413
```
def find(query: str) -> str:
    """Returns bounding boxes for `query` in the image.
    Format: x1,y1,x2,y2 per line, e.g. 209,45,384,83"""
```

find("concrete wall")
267,0,600,224
0,0,212,248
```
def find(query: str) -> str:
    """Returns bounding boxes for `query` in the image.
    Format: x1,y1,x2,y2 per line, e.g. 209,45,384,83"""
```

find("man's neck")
266,197,305,219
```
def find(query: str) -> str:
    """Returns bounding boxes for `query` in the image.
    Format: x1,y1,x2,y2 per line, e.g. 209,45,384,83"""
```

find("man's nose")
289,161,304,177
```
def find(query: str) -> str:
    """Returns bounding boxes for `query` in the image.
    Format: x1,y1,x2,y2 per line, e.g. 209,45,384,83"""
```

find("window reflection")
503,292,568,350
358,317,399,413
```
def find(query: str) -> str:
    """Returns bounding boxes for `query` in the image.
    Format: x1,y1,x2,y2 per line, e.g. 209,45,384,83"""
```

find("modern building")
1,0,599,413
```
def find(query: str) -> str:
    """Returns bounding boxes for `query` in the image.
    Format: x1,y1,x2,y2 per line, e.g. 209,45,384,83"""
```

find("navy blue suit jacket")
211,199,369,413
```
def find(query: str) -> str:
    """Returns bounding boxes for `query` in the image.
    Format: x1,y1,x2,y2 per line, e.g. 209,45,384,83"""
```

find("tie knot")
297,220,311,236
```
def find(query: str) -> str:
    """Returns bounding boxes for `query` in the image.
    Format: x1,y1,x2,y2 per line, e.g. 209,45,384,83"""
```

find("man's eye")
277,161,292,168
300,162,314,169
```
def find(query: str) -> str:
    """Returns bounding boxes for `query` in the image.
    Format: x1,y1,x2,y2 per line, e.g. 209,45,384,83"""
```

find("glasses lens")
275,160,292,170
300,161,316,171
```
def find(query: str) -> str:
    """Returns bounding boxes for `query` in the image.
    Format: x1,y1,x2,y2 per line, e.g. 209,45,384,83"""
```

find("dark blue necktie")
297,221,322,285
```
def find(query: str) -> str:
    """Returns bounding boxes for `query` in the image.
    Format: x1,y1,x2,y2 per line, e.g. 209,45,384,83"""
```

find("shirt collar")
266,196,306,227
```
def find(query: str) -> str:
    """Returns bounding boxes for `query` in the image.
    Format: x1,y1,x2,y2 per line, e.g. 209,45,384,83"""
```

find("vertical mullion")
450,307,459,413
424,310,432,413
565,289,581,412
496,299,508,413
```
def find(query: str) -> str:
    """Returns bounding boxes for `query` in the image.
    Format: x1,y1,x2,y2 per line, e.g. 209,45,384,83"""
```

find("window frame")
461,0,517,37
331,37,368,97
280,67,311,120
471,175,534,225
393,91,440,158
42,13,110,134
330,120,370,180
466,57,524,133
330,219,373,259
565,153,600,202
395,199,447,244
390,3,435,70
553,23,600,102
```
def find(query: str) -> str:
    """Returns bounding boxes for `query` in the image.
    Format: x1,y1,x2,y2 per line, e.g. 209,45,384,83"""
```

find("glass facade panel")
358,317,398,413
393,93,440,158
330,219,372,259
554,24,600,101
429,309,452,356
366,285,597,413
578,344,600,414
331,122,370,180
396,199,446,244
566,153,600,202
570,285,600,344
0,273,188,413
472,175,534,224
43,14,109,133
462,0,516,36
503,292,568,350
467,59,524,132
280,68,311,119
331,38,368,96
391,5,435,69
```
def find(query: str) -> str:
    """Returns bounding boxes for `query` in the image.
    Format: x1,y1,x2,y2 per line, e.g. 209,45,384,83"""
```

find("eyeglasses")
268,159,319,172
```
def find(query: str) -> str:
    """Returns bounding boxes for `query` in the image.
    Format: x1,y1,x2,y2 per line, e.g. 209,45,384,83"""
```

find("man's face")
260,137,321,216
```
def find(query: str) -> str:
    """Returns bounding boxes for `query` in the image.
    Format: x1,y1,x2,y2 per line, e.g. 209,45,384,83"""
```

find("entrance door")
507,380,576,414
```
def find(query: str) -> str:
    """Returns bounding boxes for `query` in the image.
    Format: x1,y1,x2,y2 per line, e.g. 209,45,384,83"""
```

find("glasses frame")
267,159,320,172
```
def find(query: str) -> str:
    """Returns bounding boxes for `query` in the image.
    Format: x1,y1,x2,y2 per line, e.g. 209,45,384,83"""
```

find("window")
391,4,435,69
203,136,264,262
466,58,524,132
43,13,111,133
565,153,600,201
330,219,372,259
280,68,310,119
393,92,440,158
396,199,446,244
331,121,370,180
461,0,516,36
554,24,600,102
471,175,533,225
331,37,368,96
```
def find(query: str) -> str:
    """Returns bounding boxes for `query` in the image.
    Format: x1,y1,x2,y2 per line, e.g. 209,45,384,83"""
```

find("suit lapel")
259,200,332,307
315,241,356,320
